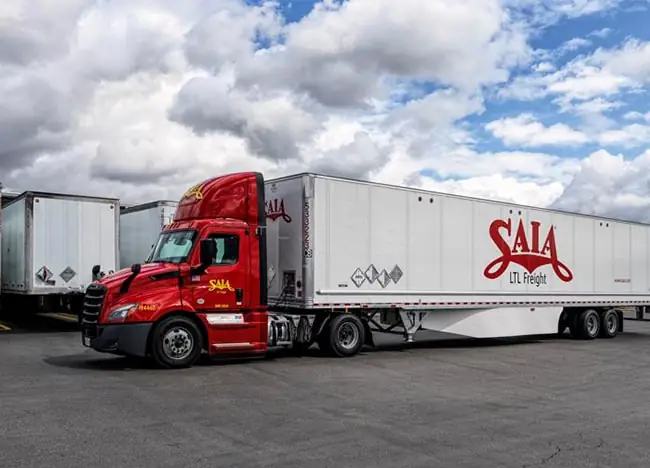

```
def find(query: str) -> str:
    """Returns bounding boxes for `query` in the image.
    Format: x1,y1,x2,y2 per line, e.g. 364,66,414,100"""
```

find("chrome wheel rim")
162,327,193,360
338,322,359,350
586,314,599,336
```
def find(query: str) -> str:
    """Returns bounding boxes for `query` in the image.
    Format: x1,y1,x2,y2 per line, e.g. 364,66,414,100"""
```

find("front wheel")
150,316,203,369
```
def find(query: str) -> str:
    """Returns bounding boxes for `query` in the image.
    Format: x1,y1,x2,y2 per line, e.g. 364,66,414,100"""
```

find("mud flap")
362,318,375,347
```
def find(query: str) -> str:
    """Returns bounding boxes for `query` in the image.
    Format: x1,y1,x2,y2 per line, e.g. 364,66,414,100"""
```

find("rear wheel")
150,316,203,369
574,309,600,340
325,314,366,357
599,309,619,338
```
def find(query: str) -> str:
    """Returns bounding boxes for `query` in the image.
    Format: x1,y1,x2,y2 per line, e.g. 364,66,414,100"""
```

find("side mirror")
199,239,217,267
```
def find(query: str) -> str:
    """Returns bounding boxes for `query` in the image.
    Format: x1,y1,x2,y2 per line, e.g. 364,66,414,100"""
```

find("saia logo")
483,218,573,283
182,184,204,201
208,279,234,292
266,198,292,223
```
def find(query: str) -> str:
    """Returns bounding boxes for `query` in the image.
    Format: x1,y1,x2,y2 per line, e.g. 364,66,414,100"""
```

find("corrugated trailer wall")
119,201,178,269
2,192,119,295
309,175,650,308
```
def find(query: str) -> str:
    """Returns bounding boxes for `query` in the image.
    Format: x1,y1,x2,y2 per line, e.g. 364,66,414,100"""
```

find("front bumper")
81,322,153,357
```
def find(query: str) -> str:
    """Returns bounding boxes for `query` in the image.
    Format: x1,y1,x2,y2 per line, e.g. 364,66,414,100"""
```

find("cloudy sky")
2,0,650,221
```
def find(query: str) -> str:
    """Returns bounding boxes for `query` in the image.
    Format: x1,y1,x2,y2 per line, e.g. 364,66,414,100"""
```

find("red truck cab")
80,172,277,368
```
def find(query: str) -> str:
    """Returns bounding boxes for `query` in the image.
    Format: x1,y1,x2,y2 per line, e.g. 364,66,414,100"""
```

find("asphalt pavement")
2,317,650,467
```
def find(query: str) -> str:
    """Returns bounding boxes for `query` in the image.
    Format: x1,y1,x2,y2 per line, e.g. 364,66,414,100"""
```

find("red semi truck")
80,171,650,368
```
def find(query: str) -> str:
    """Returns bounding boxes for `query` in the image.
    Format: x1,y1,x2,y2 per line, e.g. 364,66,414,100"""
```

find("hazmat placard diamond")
377,270,391,288
351,268,366,287
60,266,77,283
365,264,379,284
36,266,52,283
389,265,403,284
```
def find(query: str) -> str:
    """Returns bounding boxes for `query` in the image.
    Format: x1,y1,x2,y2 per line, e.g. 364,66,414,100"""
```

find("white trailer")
119,200,177,269
263,173,650,344
1,191,119,313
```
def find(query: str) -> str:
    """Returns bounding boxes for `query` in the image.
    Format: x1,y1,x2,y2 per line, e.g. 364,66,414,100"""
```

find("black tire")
150,316,203,369
291,316,312,354
325,314,366,357
575,309,600,340
599,309,619,338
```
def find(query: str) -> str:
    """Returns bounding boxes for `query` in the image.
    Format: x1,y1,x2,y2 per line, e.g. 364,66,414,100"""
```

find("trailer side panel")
310,175,650,308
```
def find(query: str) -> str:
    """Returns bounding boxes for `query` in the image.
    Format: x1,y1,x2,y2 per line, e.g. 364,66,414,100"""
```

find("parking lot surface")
2,319,650,468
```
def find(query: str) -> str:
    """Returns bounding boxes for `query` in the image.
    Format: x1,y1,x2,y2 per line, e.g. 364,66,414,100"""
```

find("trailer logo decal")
266,198,292,223
208,279,235,293
483,218,573,284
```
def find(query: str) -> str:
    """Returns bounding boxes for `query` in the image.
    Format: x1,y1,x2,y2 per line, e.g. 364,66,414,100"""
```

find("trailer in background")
119,200,177,269
1,191,119,314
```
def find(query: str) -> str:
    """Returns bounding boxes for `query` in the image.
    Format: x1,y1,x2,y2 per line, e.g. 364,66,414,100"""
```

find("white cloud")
559,37,592,54
552,149,650,222
598,124,650,147
485,114,589,147
624,111,650,121
534,62,556,72
415,173,568,208
2,0,650,227
502,38,650,105
588,27,612,38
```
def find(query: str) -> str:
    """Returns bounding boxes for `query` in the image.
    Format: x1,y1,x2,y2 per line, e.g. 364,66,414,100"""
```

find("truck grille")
81,283,106,338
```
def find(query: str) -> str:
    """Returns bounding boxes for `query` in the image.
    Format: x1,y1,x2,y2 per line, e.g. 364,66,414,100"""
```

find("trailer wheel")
150,316,203,369
599,309,619,338
326,314,365,357
575,309,600,340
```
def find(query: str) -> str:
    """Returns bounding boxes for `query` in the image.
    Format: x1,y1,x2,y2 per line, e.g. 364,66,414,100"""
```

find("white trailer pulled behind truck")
119,200,177,269
263,173,650,344
1,191,119,314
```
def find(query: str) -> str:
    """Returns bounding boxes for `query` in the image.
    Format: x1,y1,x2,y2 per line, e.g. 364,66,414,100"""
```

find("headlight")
107,303,138,322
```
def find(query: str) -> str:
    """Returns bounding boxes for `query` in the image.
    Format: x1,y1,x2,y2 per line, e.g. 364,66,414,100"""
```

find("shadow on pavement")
0,311,79,334
42,334,548,373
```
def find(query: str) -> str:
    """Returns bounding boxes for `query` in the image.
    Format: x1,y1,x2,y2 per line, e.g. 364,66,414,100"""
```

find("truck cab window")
148,229,196,264
207,234,239,265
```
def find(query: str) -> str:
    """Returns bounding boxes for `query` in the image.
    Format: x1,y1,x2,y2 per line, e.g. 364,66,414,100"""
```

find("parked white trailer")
264,173,650,342
119,200,177,269
1,191,119,312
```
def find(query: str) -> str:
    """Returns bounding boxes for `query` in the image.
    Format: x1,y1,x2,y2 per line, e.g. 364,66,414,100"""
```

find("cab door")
188,227,264,353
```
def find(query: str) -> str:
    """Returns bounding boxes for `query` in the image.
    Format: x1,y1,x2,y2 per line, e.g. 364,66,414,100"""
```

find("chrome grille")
81,283,106,337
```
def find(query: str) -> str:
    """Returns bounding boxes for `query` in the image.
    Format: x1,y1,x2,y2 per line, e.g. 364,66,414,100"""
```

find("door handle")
235,288,243,304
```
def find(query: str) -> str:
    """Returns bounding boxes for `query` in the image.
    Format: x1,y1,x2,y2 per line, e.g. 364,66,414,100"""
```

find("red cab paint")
80,172,271,367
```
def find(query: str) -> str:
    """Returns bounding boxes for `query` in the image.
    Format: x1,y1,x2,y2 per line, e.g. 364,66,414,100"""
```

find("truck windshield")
147,230,196,264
